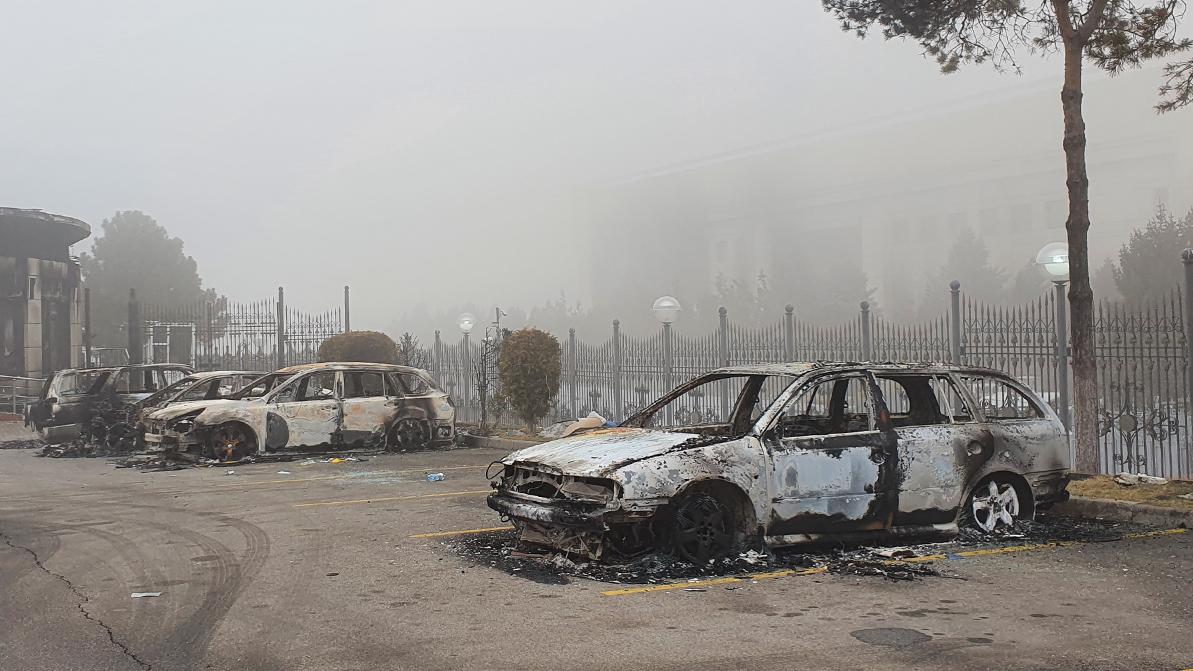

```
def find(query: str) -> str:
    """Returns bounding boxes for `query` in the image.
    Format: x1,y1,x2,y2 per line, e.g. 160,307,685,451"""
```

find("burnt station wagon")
143,362,456,459
488,363,1071,563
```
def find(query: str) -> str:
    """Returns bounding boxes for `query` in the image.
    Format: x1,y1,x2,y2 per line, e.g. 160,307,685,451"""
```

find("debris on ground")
1114,472,1169,486
426,472,446,482
130,592,162,598
447,513,1157,586
0,438,46,451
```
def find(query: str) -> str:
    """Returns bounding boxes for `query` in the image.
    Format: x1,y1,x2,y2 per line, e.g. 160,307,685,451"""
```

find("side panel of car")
339,371,399,443
268,370,341,449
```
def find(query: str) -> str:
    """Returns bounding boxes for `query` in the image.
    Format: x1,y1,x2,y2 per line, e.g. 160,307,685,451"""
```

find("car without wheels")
143,362,456,460
487,362,1071,563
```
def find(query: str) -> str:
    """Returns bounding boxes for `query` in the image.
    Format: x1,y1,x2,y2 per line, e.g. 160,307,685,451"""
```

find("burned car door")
267,370,342,448
957,374,1068,472
874,373,990,526
763,372,896,535
339,370,391,444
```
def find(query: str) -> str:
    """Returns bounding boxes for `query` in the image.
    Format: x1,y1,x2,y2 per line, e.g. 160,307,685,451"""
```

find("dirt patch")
1069,475,1193,511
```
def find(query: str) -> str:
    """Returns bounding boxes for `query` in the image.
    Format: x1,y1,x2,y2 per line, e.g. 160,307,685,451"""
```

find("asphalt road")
1,434,1191,671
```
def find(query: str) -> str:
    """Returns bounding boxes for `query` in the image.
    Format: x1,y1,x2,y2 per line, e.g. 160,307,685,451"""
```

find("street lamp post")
457,313,475,420
653,296,681,425
1036,243,1071,435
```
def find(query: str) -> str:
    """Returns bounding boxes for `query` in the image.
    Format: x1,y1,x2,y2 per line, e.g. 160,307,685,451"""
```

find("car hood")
148,399,249,421
500,427,699,478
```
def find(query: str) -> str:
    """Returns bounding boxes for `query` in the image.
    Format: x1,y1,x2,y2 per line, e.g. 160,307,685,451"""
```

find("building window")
27,277,36,300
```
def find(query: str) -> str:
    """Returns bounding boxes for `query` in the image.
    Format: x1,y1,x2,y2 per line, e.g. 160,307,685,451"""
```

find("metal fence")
0,375,42,415
133,288,345,371
427,270,1193,480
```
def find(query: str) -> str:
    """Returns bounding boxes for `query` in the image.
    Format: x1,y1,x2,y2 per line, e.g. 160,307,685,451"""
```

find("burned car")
488,363,1071,563
134,370,265,419
143,362,456,459
25,364,194,442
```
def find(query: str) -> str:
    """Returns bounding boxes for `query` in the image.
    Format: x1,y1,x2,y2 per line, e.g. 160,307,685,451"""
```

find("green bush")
317,331,399,364
498,328,561,427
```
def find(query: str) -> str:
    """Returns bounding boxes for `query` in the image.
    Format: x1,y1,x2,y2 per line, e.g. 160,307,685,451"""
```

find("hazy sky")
2,1,1069,328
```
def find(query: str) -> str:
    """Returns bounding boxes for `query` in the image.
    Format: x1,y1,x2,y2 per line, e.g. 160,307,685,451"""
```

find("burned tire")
388,418,431,452
671,492,737,564
965,476,1026,533
209,422,257,462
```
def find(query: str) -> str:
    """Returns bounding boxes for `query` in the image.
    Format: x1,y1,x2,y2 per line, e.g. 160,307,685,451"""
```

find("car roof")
180,370,265,380
274,362,426,374
710,361,1008,377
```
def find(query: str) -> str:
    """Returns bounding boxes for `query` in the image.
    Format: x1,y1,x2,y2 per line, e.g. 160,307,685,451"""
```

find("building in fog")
586,69,1193,324
0,208,89,378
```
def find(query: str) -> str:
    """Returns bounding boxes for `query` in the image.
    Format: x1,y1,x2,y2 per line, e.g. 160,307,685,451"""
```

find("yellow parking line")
600,528,1188,597
602,567,827,597
410,526,514,539
210,464,487,488
293,489,490,508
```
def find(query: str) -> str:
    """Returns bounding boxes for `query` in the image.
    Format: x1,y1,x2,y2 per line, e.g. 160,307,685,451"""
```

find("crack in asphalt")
1,529,152,670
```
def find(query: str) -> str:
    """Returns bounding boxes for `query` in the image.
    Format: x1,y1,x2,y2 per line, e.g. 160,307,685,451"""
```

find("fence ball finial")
1183,249,1193,264
612,319,620,327
784,304,794,315
718,306,727,316
949,280,961,292
860,300,870,312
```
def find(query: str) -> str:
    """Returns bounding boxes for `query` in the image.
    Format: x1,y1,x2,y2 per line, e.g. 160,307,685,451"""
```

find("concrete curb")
1053,496,1193,528
460,434,543,452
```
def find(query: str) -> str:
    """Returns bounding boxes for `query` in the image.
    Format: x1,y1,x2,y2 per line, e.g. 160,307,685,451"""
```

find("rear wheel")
671,492,735,564
966,477,1022,533
388,418,430,452
210,423,257,461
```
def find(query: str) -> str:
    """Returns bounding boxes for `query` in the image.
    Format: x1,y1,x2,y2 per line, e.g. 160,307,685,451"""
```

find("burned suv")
25,364,194,442
488,363,1070,563
144,362,456,459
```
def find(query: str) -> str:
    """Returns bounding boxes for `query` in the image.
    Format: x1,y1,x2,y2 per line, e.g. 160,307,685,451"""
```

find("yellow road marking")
600,528,1188,597
410,526,515,539
293,489,490,508
602,567,827,597
209,464,487,488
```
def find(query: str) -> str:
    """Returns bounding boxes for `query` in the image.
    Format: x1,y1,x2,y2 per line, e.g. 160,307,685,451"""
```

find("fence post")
612,319,623,422
1054,281,1071,434
343,285,351,332
432,330,442,375
1183,252,1193,446
127,289,143,364
83,288,92,368
276,287,286,370
860,301,873,361
204,301,214,370
783,304,795,361
949,280,962,364
568,328,577,419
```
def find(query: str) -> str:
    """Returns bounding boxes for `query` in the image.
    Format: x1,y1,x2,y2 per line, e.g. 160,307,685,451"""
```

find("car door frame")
759,369,899,537
339,368,395,445
265,369,343,450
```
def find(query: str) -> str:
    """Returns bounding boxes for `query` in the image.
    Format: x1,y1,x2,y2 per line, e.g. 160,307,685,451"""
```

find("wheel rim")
673,495,732,564
213,425,250,461
970,480,1020,532
391,419,429,451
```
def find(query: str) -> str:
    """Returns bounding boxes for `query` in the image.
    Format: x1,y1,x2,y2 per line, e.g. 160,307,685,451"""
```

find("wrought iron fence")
0,375,42,415
136,290,344,371
427,278,1193,479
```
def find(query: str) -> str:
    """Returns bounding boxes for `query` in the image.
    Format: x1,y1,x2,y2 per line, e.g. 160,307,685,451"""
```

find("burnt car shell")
26,364,194,438
488,362,1071,562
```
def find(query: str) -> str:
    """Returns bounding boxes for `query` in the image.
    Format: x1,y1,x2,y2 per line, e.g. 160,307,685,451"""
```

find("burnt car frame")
25,364,195,441
488,363,1071,563
143,362,456,459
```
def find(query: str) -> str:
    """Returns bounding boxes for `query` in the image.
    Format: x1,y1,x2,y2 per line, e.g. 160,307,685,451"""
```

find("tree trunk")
1060,42,1099,474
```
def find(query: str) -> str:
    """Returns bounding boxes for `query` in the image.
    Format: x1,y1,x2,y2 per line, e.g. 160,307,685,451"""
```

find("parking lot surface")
1,444,1191,671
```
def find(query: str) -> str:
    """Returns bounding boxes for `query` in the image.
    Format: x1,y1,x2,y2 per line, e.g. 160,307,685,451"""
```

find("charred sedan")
488,363,1070,563
143,362,455,459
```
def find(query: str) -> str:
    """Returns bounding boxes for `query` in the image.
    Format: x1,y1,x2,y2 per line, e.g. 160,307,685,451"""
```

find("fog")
4,1,1190,341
